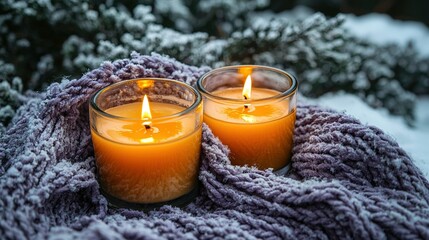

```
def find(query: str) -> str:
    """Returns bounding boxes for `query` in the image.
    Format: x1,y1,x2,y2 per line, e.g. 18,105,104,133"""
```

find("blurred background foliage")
1,0,428,132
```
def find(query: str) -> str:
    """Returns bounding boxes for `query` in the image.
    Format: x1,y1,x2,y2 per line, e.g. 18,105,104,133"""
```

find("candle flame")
242,75,252,100
141,95,152,122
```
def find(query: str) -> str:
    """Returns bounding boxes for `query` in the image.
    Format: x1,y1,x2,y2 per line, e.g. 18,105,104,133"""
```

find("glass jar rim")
197,65,298,104
90,78,202,121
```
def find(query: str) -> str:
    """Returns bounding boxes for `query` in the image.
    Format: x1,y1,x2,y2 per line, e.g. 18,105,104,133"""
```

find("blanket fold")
1,53,428,240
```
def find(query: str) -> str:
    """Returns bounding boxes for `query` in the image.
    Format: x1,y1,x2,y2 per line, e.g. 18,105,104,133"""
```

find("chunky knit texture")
1,53,429,240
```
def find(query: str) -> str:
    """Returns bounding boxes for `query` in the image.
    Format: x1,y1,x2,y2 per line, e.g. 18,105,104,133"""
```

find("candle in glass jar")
90,79,202,208
203,87,296,170
197,66,298,173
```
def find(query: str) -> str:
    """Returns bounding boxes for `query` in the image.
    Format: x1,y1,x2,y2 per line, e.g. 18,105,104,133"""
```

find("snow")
311,13,429,178
343,14,429,56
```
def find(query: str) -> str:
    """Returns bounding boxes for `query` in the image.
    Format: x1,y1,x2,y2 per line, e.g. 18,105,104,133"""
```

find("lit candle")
197,66,298,173
89,79,203,208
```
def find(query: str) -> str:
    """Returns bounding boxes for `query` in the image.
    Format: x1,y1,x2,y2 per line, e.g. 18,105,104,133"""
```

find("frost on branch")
0,61,26,132
150,0,269,34
222,13,428,124
1,1,429,124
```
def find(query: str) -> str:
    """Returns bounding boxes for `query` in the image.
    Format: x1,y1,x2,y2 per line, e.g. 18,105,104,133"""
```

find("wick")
143,120,151,130
243,95,250,109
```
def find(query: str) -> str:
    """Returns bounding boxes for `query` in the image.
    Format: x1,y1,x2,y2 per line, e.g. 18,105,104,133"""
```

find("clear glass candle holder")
89,78,203,210
197,65,298,174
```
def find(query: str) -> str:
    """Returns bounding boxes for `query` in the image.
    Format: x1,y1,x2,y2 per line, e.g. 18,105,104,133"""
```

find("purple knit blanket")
1,53,429,239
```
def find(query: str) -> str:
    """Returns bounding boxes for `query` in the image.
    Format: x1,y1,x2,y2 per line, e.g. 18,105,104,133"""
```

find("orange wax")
204,88,296,170
91,102,201,203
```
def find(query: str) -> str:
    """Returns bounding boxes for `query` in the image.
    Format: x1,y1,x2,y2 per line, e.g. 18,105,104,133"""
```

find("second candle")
197,66,298,174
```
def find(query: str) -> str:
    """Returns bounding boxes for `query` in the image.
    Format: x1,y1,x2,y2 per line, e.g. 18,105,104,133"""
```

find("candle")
203,87,296,170
89,79,203,208
197,66,298,173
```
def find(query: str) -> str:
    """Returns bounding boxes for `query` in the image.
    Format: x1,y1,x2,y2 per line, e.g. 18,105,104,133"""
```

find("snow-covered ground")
312,13,429,178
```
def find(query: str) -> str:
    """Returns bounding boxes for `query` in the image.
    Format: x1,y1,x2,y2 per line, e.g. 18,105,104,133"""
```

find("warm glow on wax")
242,75,252,100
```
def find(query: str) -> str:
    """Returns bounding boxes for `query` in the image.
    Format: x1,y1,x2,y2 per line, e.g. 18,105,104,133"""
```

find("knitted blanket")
1,53,429,240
